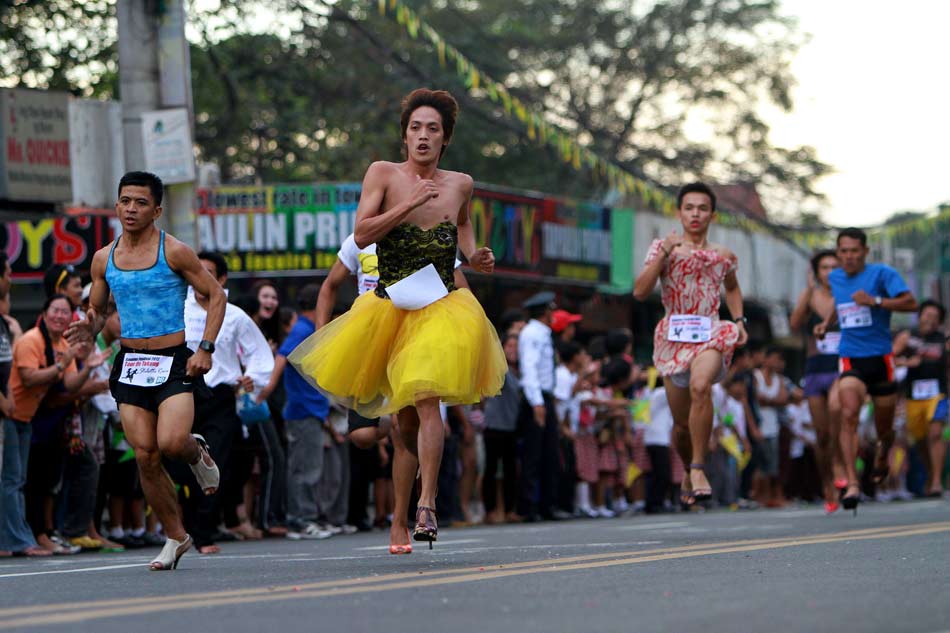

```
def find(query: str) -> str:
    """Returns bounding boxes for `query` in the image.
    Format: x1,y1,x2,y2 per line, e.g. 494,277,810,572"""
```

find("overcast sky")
767,0,949,226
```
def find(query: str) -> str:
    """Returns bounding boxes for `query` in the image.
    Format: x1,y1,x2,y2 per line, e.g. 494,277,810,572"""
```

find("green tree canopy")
1,0,832,214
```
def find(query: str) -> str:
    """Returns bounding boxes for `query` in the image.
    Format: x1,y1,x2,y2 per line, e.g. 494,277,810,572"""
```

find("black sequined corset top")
375,222,458,299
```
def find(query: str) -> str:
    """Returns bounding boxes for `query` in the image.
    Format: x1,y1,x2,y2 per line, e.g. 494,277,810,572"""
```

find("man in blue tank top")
66,171,227,571
815,227,917,513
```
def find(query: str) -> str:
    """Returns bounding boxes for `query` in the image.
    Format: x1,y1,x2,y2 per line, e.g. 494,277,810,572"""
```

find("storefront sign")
141,108,195,184
195,184,357,273
0,88,72,202
2,215,118,279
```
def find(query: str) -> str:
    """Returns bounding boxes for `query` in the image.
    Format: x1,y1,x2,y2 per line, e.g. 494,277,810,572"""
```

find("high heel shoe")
689,464,712,502
389,529,413,555
190,434,220,495
149,534,192,570
834,479,848,500
841,484,861,517
412,506,438,549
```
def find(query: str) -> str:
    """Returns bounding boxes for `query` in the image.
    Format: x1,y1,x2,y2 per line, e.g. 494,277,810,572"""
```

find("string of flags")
372,0,843,245
375,0,677,214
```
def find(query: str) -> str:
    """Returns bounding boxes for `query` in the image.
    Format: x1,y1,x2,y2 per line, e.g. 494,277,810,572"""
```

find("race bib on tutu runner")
912,379,940,401
385,263,448,310
816,331,841,355
118,353,173,387
667,315,712,343
837,302,872,329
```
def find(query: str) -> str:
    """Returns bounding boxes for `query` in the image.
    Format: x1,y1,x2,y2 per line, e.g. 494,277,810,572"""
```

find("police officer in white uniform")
517,291,568,521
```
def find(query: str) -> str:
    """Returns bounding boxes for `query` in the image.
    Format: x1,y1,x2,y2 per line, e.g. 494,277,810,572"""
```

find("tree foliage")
0,0,832,216
0,0,117,96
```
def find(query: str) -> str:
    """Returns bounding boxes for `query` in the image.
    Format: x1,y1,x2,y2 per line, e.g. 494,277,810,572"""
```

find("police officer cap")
522,291,556,311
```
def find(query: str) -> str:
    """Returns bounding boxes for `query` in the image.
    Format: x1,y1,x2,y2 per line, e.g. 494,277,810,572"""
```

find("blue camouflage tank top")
105,231,188,339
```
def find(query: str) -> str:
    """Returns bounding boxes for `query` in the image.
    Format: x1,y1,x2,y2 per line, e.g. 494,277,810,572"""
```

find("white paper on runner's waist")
816,331,841,355
837,302,872,329
911,379,941,401
385,263,448,310
118,353,173,387
667,315,712,343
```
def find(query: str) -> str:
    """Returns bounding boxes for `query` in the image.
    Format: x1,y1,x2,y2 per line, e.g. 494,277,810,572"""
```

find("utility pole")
117,0,197,246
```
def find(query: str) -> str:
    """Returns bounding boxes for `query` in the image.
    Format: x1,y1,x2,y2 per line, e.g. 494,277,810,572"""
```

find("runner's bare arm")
789,287,813,331
316,259,351,329
723,253,748,346
453,268,469,290
354,163,433,248
458,177,493,274
66,248,110,345
884,291,918,313
166,238,225,376
813,308,838,339
634,231,679,301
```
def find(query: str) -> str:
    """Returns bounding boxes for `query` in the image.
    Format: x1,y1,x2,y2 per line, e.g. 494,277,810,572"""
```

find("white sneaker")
340,524,359,535
875,491,893,503
614,498,630,513
322,524,343,536
286,523,332,540
595,506,616,518
576,505,598,519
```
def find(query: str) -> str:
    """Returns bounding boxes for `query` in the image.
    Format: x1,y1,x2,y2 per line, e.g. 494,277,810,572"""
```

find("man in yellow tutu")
289,88,506,552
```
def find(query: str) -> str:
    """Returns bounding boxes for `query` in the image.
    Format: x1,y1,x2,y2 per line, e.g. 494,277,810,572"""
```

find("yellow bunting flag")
720,434,750,471
626,463,643,488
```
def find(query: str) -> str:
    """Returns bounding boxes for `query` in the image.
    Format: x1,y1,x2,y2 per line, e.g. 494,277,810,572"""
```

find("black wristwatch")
199,339,216,354
734,316,749,326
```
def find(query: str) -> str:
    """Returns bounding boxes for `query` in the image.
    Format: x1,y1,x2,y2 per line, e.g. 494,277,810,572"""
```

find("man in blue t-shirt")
274,284,332,540
815,227,917,512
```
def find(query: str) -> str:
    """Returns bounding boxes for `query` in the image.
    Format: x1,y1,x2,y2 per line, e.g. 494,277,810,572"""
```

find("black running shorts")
109,344,196,414
839,353,897,397
347,409,380,434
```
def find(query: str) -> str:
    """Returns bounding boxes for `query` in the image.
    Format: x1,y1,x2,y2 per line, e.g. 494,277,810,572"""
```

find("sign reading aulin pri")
195,184,358,273
195,183,612,282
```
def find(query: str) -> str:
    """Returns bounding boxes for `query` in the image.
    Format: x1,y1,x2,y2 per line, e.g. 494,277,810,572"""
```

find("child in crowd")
785,388,820,503
573,360,602,518
708,379,750,508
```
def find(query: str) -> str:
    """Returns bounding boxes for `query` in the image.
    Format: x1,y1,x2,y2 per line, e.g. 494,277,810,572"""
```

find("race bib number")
816,331,841,355
837,302,872,329
912,379,940,401
668,315,712,343
118,353,173,387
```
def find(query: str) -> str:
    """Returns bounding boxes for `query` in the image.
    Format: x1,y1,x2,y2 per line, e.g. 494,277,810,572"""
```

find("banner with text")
3,215,119,279
197,183,613,283
3,183,615,284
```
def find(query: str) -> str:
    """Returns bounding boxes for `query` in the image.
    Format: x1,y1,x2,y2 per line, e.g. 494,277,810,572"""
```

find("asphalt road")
2,500,950,633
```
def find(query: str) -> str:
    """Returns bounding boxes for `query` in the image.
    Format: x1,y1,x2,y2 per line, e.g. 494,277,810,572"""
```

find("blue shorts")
802,371,837,398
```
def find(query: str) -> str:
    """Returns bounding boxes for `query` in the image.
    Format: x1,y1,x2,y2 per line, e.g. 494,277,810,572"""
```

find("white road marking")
0,563,146,579
612,521,691,531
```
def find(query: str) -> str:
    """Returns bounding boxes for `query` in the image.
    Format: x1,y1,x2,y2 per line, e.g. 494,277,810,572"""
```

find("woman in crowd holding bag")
633,183,748,505
290,88,506,553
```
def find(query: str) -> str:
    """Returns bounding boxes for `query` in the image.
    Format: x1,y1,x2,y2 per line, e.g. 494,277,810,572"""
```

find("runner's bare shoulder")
711,244,738,268
438,169,473,192
366,161,399,177
89,242,114,278
161,233,200,270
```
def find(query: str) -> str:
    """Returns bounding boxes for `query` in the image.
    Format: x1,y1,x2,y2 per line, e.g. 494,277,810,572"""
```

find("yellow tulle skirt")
288,289,506,418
